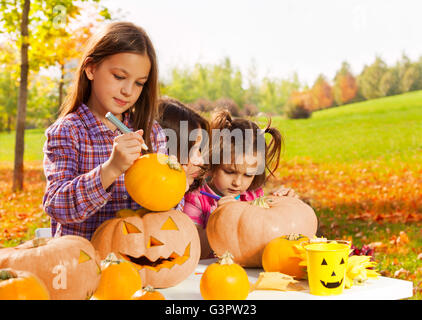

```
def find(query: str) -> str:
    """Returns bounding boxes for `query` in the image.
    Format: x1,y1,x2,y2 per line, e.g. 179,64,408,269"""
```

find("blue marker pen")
105,112,148,151
200,191,240,201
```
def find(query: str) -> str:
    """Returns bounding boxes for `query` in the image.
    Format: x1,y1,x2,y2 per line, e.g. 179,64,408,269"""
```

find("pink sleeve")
255,187,264,198
241,187,265,201
183,192,205,226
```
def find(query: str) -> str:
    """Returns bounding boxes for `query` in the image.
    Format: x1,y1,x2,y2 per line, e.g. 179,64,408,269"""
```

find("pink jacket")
183,183,264,228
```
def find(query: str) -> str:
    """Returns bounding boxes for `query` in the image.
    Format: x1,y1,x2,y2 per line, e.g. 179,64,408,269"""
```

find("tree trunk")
12,0,30,192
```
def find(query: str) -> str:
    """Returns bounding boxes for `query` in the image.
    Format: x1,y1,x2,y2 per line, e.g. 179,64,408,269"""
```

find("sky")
102,0,422,86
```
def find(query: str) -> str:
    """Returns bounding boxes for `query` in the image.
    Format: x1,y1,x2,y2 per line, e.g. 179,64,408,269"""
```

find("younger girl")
184,110,296,258
43,22,169,240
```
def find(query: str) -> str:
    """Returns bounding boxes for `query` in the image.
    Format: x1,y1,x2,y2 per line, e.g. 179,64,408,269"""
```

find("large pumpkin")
91,209,201,288
0,235,101,300
125,153,187,211
206,196,318,267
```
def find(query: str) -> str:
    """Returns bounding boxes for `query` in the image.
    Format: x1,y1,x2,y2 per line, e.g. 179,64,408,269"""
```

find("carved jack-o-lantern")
0,235,101,300
91,209,201,288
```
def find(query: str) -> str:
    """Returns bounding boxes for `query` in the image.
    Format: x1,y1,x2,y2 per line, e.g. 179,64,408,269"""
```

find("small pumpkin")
131,285,165,300
125,153,187,211
206,195,318,267
262,234,309,279
200,251,250,300
0,235,101,300
91,253,142,300
0,269,50,300
91,209,200,288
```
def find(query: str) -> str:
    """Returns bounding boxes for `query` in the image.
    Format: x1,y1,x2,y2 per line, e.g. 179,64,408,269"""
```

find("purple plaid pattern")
42,104,175,240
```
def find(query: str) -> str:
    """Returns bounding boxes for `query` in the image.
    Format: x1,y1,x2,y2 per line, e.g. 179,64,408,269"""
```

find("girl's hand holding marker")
105,112,149,151
103,112,149,178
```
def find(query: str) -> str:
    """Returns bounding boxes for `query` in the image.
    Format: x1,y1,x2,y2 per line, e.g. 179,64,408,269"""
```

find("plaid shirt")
42,103,182,240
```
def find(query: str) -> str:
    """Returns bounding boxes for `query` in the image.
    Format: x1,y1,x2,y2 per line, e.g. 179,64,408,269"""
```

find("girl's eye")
224,169,234,175
113,74,124,80
244,174,254,178
135,82,145,87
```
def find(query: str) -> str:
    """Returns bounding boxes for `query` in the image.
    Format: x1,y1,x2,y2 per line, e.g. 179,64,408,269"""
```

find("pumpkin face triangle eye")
340,258,345,264
161,217,179,231
78,250,92,264
122,221,142,235
147,236,164,248
321,258,327,265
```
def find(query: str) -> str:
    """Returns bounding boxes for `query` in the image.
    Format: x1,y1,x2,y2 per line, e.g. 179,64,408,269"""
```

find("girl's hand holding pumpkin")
101,130,145,190
272,186,299,198
217,195,238,207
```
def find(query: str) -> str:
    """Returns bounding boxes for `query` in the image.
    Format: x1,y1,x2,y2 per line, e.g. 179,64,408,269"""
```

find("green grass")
271,90,422,164
0,128,46,162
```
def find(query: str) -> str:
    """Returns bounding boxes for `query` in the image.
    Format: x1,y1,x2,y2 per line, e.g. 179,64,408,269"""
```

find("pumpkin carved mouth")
320,278,343,289
120,242,191,272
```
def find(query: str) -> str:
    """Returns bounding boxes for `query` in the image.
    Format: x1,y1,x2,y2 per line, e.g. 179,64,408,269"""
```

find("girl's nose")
121,83,132,97
232,175,241,187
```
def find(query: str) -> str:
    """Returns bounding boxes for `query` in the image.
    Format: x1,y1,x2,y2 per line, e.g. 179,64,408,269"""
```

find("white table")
160,258,414,300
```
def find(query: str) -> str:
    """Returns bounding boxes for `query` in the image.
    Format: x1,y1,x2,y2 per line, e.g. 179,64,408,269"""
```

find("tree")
357,57,388,100
0,0,109,191
379,68,399,97
333,62,358,105
0,72,19,132
400,64,421,93
311,74,333,110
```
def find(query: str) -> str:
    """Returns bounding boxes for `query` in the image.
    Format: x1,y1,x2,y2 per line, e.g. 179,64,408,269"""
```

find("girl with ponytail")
184,109,298,258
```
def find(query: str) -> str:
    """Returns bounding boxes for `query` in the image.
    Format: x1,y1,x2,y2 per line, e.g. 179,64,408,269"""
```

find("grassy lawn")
0,128,46,162
0,91,421,299
271,90,422,164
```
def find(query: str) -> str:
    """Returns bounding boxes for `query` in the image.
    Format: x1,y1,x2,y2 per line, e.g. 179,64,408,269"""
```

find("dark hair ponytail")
263,119,284,179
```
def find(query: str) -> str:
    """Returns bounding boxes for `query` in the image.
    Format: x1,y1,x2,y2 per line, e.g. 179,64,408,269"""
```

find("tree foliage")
0,0,110,191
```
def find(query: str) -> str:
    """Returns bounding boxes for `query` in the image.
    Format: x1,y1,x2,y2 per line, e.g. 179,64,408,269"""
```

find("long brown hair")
210,110,284,191
158,97,210,191
59,22,159,150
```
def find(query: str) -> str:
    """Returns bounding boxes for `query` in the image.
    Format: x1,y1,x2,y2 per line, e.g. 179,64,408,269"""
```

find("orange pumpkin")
131,285,165,300
262,234,309,279
125,153,187,211
200,251,250,300
0,235,101,300
92,253,142,300
206,196,318,267
0,268,50,300
91,209,200,288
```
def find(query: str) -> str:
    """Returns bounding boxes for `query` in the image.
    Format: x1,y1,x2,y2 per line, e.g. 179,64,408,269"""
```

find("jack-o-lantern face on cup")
91,210,201,288
304,241,350,296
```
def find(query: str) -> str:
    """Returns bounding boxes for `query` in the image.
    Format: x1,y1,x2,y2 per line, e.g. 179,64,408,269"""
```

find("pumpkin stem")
218,251,235,265
101,252,124,270
144,285,155,293
166,155,183,172
32,237,49,248
0,269,17,281
251,196,270,208
287,233,303,241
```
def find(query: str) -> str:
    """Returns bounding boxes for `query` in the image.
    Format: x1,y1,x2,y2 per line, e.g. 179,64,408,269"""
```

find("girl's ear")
84,57,95,81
